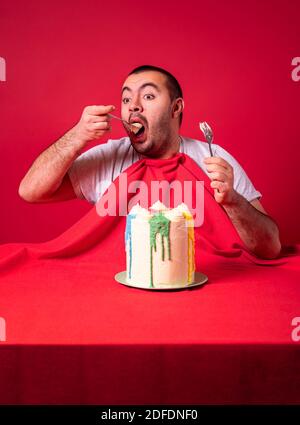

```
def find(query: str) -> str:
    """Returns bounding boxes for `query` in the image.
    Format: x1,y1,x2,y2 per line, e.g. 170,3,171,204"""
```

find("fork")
199,122,214,157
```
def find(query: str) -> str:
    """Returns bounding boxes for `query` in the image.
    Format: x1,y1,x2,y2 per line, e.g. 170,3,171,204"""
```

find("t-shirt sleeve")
67,141,115,204
214,144,262,202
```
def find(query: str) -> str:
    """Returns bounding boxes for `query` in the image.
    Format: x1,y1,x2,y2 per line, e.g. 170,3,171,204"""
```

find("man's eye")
144,94,155,100
122,98,130,104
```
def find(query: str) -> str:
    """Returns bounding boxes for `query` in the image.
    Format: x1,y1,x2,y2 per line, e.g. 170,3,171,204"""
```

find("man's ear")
172,98,184,119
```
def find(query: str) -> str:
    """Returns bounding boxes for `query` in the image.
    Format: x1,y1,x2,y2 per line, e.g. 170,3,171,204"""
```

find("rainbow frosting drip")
125,202,195,288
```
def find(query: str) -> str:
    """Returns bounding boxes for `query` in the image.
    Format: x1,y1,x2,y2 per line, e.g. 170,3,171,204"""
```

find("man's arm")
222,193,281,259
204,156,281,259
18,105,115,203
23,172,78,203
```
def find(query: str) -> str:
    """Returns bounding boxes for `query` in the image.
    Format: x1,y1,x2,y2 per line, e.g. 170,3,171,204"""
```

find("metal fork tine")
199,121,214,157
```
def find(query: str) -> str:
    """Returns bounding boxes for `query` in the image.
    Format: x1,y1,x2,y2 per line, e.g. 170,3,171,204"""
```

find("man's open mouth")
132,123,145,137
129,118,147,141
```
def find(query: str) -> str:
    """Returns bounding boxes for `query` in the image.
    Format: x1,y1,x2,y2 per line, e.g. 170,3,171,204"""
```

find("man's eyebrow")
121,82,161,95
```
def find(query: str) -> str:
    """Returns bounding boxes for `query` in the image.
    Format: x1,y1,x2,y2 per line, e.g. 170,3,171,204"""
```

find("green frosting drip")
149,212,171,287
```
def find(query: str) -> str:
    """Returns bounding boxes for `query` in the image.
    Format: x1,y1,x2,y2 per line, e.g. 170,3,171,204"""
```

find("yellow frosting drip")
183,212,195,283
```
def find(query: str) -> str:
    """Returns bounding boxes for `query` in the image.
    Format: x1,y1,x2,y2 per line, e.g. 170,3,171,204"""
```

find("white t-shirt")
67,136,262,204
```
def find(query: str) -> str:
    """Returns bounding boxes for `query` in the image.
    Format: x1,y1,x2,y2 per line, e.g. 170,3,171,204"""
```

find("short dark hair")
128,65,183,126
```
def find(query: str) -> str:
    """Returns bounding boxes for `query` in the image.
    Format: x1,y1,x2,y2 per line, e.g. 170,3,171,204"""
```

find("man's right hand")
18,104,116,204
73,104,115,144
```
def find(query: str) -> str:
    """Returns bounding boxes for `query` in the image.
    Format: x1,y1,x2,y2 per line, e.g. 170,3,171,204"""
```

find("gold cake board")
114,271,208,291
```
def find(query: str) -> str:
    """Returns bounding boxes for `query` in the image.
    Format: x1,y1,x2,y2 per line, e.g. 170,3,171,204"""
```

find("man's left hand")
204,156,238,205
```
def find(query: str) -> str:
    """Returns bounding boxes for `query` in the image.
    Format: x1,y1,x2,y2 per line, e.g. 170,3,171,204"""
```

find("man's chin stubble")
130,139,153,155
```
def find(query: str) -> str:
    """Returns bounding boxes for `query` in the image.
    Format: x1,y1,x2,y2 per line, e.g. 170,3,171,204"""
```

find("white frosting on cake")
149,200,169,212
125,202,195,289
129,204,151,218
164,204,186,221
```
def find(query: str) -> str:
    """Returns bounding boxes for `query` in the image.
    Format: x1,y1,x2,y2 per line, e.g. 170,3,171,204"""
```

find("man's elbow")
253,231,282,260
18,181,39,203
259,242,282,260
268,225,282,259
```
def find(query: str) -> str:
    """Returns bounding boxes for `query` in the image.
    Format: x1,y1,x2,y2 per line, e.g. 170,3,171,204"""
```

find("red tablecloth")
0,153,299,404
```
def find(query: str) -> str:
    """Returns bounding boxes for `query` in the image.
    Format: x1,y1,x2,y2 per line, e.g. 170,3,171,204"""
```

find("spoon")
108,113,142,134
199,122,214,157
108,113,130,125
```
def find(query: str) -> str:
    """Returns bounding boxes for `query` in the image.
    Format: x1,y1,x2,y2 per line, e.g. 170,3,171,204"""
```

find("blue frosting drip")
125,213,136,278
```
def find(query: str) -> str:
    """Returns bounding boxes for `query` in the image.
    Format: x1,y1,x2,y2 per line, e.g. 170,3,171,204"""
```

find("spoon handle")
108,113,129,125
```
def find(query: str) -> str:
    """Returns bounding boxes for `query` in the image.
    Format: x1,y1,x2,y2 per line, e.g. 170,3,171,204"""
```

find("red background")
0,0,299,244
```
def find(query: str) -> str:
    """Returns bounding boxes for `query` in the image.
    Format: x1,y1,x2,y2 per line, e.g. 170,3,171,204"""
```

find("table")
1,251,299,404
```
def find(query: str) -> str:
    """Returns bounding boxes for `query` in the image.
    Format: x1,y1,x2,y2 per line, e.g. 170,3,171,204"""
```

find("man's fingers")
210,180,224,193
92,121,110,130
204,156,232,171
88,114,112,123
208,171,228,182
205,163,230,174
85,104,115,116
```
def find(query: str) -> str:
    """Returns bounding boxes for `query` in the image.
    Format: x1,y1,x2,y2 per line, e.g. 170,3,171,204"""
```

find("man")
18,65,281,259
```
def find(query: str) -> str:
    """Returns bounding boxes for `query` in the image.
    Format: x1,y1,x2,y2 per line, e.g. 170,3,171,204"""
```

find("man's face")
121,71,176,157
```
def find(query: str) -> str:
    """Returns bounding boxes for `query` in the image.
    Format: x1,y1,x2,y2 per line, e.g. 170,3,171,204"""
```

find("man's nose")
129,96,143,112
